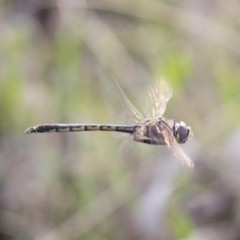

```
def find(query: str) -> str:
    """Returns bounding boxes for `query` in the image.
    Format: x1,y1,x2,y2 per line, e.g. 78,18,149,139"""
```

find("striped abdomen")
24,124,137,134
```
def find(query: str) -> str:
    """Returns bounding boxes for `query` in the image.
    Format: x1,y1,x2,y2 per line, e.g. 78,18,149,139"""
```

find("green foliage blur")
0,1,240,239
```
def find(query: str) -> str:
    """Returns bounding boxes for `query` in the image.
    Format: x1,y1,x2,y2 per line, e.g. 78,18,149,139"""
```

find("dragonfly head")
174,121,193,144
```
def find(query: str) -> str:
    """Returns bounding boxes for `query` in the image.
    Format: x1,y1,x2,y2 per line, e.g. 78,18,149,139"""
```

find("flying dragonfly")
25,78,194,169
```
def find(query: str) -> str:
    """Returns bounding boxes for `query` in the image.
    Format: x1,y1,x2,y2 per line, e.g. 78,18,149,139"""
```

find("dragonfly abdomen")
24,124,137,134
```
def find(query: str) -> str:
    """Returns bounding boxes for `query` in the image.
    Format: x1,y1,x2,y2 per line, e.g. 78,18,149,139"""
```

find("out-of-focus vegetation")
0,0,240,239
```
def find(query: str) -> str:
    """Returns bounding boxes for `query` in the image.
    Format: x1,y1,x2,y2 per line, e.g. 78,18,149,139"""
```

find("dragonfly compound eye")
175,121,192,144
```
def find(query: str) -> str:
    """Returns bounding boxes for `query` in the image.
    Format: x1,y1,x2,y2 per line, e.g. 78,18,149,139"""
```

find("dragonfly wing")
169,141,194,169
99,71,144,125
147,79,172,118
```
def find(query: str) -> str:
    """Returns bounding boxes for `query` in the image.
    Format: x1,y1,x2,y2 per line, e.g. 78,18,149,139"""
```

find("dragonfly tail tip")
24,127,36,134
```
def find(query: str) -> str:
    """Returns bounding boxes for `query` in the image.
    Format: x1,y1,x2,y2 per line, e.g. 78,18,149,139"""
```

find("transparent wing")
169,141,194,169
147,78,172,118
99,70,144,125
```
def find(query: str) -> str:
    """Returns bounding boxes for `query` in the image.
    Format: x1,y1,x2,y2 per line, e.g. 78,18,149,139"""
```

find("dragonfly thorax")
133,118,174,146
173,121,192,144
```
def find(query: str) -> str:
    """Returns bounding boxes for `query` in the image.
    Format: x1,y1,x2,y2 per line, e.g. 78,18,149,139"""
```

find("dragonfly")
25,78,194,168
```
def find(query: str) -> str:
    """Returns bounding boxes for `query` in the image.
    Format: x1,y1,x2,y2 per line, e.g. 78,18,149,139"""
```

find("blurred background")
0,0,240,239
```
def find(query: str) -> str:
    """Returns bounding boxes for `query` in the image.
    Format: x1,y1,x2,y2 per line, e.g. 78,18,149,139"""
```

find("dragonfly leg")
133,135,160,145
